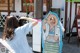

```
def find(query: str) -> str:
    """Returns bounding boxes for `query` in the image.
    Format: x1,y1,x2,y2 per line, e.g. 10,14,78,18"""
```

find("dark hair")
19,19,27,26
2,16,19,40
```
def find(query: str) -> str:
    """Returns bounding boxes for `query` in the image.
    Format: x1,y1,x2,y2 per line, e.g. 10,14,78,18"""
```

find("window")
21,0,34,12
43,0,47,12
0,0,15,12
21,0,52,12
43,0,52,12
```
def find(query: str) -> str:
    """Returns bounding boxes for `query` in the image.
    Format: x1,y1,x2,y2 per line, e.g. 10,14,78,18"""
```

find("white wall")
66,2,70,33
52,0,64,8
66,2,76,32
52,0,65,27
71,3,76,32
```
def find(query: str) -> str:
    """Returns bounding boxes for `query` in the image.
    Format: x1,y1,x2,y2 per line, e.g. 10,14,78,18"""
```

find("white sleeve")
55,25,60,36
19,22,33,34
43,23,49,40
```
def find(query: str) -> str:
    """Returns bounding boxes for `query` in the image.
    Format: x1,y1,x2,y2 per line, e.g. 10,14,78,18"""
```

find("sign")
66,0,80,2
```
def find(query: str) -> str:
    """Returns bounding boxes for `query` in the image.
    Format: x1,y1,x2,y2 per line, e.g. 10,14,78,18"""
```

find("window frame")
0,0,15,12
21,0,52,13
20,0,34,12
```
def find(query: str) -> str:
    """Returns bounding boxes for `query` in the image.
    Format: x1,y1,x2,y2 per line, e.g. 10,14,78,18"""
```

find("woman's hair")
2,16,19,40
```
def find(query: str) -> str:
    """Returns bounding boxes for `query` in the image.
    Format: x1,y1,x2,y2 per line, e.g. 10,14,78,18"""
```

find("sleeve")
19,22,33,34
55,25,60,36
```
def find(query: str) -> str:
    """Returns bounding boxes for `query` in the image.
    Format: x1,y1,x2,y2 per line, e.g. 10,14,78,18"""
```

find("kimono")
42,11,64,53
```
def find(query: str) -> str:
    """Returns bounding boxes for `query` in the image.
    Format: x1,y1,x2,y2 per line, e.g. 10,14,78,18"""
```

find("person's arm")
19,17,38,27
42,19,47,32
59,21,65,32
18,17,38,34
0,39,15,53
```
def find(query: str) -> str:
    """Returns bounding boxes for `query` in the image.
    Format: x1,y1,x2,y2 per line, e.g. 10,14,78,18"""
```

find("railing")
0,15,21,28
0,15,6,28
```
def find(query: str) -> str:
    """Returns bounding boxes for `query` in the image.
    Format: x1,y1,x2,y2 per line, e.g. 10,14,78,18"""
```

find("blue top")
0,22,33,53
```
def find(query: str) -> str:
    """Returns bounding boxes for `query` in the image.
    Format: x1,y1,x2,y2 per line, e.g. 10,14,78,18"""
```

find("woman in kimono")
42,11,65,53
